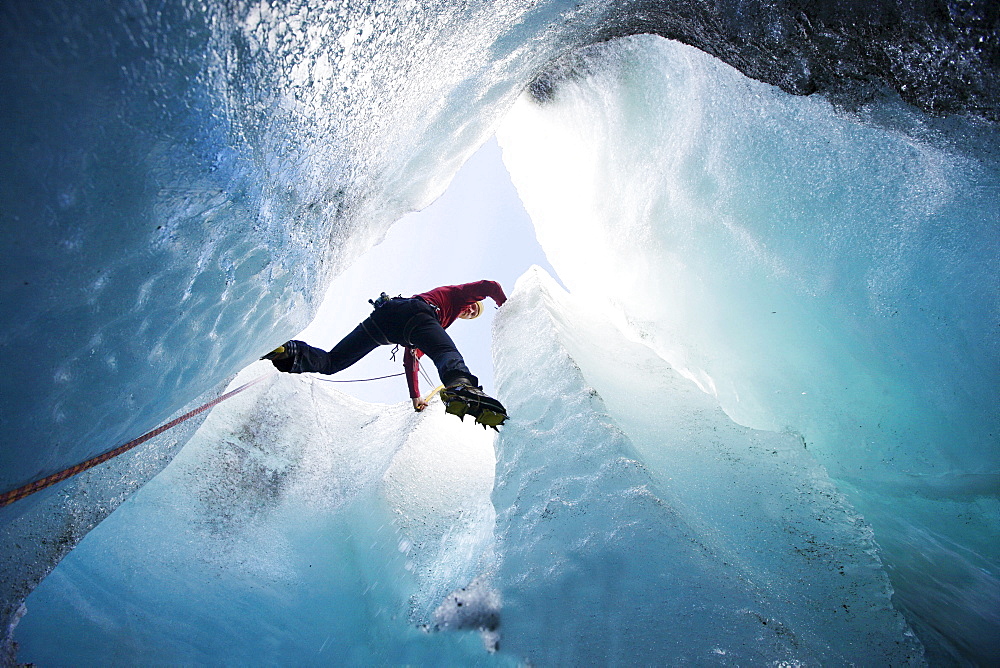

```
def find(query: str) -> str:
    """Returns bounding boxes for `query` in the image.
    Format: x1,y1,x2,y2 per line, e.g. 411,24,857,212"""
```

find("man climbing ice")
263,280,508,429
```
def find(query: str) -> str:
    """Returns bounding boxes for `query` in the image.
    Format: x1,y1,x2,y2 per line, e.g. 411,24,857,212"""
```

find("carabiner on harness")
369,292,392,309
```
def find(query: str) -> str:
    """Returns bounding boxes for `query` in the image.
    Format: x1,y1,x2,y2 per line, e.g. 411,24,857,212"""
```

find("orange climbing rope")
2,351,452,508
0,373,273,508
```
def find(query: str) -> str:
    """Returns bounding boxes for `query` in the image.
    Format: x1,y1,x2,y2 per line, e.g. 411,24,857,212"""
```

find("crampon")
440,384,508,430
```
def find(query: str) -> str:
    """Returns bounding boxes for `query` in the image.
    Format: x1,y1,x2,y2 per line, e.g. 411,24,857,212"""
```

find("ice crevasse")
16,267,923,665
497,35,999,665
1,4,998,665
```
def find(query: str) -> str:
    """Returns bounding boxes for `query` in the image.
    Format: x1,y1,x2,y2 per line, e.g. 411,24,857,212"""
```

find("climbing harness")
0,373,273,508
360,317,390,346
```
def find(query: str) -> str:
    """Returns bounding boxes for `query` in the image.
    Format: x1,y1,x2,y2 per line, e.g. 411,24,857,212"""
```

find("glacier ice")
19,267,925,665
498,35,999,664
2,0,999,663
2,0,992,499
17,370,502,664
1,0,611,644
491,268,921,664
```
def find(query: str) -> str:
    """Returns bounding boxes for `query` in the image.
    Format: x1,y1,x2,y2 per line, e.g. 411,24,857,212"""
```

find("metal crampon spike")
474,409,507,428
442,385,507,429
444,398,469,418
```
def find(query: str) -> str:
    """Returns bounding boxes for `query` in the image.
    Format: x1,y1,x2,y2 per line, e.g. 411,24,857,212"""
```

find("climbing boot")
440,381,508,430
261,341,300,372
261,343,292,360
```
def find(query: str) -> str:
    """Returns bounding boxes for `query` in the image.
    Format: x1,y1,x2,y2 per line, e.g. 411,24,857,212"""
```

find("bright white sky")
295,137,562,405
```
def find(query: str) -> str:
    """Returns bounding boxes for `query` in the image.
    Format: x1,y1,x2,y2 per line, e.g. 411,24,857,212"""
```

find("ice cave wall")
1,0,998,660
2,0,995,494
17,268,922,666
498,35,999,664
491,268,923,665
16,369,501,665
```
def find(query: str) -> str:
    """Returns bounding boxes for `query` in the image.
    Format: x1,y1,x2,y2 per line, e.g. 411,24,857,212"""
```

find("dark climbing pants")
279,297,477,387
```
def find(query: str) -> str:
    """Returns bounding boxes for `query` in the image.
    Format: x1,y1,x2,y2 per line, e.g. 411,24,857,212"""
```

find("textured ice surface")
0,0,614,641
3,0,992,496
490,268,921,665
0,0,616,497
20,269,924,664
3,0,998,662
17,370,500,665
498,35,999,663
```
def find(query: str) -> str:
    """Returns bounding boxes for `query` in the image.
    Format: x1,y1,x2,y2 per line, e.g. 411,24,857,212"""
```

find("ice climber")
263,280,509,429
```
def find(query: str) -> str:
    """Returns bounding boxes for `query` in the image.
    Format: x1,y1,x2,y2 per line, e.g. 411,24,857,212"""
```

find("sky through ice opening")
291,137,561,406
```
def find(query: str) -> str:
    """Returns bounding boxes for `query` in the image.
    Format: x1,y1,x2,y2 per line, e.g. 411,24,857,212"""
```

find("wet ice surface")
18,371,502,665
3,3,998,663
21,269,922,664
499,35,999,663
490,268,921,665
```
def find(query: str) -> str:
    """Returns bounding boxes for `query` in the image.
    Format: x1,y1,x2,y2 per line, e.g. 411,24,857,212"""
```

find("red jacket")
404,280,507,397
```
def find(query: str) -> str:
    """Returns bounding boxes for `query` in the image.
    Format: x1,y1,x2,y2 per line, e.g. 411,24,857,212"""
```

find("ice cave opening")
2,11,998,668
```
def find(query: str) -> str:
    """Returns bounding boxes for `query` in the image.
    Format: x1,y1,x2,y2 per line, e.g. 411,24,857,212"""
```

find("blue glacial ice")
491,268,922,665
1,0,608,647
498,36,999,663
18,267,924,665
2,1,999,664
17,371,502,664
